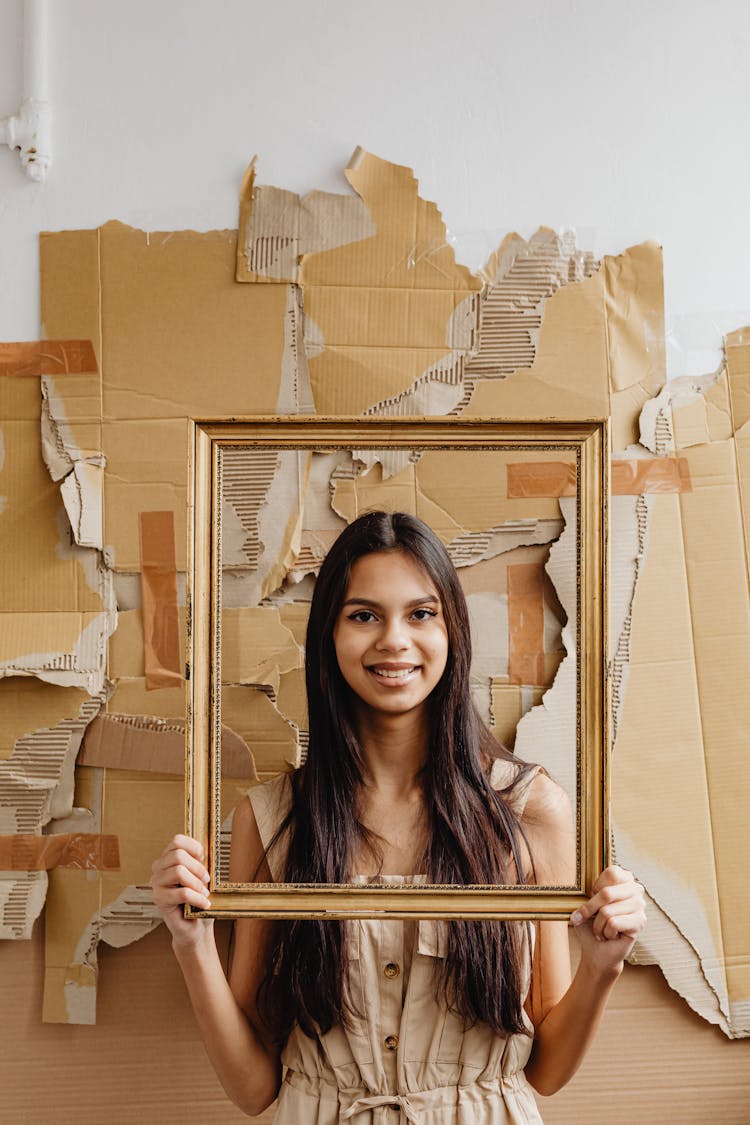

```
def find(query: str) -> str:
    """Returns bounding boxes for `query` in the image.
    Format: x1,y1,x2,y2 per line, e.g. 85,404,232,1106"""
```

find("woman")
152,510,646,1121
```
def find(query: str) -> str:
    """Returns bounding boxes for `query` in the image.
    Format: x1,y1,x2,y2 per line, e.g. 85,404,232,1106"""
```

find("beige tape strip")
138,511,182,690
507,562,546,686
0,340,98,376
611,457,692,494
507,461,577,498
0,833,120,870
507,458,692,497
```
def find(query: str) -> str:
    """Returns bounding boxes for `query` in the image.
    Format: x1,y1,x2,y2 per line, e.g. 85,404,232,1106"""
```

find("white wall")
1,0,750,376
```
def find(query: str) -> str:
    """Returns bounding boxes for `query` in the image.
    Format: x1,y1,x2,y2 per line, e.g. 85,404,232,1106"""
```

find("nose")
374,615,410,652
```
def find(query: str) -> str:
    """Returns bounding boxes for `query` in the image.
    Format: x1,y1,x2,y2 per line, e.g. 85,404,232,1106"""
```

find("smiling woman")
152,506,645,1121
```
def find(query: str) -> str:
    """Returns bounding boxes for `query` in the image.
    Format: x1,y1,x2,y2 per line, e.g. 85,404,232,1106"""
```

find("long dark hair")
257,511,536,1041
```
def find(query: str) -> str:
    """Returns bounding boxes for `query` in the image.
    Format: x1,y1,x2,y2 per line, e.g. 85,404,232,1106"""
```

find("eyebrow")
341,595,440,610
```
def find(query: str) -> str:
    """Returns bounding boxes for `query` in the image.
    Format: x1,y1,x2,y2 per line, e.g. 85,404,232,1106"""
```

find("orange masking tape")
0,833,120,870
506,458,692,497
0,339,98,377
506,462,577,498
139,510,183,690
610,457,692,494
507,562,545,687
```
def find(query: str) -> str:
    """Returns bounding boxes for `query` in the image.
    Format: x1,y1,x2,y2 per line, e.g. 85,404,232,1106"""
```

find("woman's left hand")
569,865,647,974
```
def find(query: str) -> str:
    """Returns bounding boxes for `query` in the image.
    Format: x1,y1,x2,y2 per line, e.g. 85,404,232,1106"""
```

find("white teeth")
371,667,416,679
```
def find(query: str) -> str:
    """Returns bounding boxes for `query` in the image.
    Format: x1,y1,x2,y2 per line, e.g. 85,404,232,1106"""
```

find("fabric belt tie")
339,1083,459,1122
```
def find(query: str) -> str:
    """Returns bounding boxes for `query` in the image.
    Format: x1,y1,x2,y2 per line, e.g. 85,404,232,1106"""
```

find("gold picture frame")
186,416,610,920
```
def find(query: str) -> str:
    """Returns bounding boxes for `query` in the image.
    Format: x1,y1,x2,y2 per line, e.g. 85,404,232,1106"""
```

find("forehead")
344,550,438,595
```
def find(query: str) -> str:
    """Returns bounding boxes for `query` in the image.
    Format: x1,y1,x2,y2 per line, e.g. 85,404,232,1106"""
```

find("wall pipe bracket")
0,0,51,182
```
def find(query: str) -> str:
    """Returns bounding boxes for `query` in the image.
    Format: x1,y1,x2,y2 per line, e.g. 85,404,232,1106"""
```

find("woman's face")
332,549,449,723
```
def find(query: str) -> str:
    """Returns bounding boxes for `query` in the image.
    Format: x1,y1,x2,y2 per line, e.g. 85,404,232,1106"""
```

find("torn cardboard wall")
24,149,746,1039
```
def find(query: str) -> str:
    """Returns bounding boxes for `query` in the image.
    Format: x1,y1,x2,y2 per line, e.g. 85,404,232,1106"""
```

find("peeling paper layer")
237,159,377,283
514,497,578,812
0,693,103,939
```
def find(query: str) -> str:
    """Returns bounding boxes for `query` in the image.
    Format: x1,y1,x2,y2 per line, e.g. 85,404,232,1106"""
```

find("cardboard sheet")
40,222,291,573
0,376,113,694
612,351,750,1036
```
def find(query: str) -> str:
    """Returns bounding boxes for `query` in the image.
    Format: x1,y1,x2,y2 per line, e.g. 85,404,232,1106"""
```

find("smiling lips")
368,663,420,682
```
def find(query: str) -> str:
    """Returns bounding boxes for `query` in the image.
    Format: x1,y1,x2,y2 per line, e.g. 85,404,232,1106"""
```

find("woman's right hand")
151,834,213,948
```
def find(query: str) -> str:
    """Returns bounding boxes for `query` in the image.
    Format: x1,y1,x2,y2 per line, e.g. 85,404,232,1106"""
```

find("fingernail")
203,872,210,883
570,911,583,925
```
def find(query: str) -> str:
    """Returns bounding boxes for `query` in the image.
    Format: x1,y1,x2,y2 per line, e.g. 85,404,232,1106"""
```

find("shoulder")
245,770,294,826
523,770,572,828
238,770,296,882
522,772,576,884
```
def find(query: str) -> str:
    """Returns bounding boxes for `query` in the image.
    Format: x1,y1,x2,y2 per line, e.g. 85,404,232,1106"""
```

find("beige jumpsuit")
247,764,544,1124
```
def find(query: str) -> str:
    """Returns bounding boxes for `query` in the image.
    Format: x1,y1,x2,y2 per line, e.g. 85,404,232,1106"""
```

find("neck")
353,705,429,794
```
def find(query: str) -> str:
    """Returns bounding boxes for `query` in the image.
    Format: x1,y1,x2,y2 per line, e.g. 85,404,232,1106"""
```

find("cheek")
429,630,450,678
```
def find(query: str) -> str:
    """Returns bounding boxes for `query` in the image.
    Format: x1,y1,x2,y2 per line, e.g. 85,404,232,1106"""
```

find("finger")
155,885,211,911
153,848,210,882
592,865,634,894
166,835,206,861
570,881,639,925
593,909,647,945
153,860,210,898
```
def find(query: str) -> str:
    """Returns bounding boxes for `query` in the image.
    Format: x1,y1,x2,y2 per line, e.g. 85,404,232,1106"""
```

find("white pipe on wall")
0,0,51,182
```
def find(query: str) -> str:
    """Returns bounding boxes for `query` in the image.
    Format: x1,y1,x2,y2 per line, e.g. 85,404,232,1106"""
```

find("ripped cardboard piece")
0,376,113,694
490,681,545,751
221,686,301,777
43,768,181,1024
236,159,376,283
514,497,578,810
79,713,257,779
221,607,302,690
466,240,665,454
221,448,313,605
612,349,750,1036
43,763,252,1024
240,150,483,417
464,228,598,394
0,690,103,939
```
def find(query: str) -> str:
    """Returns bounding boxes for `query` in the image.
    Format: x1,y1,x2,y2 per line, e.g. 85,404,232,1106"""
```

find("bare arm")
151,798,282,1116
520,775,646,1097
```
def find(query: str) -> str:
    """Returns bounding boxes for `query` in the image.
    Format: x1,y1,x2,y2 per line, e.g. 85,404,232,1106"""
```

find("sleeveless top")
247,761,544,1124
